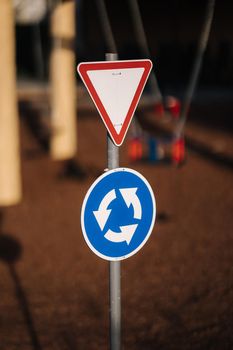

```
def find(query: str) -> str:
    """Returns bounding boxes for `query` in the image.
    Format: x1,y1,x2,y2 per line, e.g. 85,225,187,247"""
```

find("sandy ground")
0,97,232,350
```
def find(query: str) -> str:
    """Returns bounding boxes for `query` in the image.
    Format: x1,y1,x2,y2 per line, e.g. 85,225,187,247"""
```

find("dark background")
15,0,233,88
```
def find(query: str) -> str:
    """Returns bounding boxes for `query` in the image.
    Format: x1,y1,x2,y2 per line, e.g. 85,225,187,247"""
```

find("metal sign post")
106,52,121,350
78,53,155,350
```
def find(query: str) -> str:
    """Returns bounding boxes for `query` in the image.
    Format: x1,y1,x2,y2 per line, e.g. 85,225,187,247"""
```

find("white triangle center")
87,67,144,134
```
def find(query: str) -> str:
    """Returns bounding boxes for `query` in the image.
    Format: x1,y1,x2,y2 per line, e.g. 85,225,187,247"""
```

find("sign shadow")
0,212,42,350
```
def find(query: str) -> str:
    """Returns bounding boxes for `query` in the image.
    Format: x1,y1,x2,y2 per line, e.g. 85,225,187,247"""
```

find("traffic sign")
77,59,152,146
81,168,156,261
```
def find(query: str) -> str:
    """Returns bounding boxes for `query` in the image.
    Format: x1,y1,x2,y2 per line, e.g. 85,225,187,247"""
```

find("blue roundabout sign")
81,168,156,261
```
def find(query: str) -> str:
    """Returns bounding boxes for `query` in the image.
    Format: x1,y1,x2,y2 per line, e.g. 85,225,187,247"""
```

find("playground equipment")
95,0,117,54
0,0,22,206
14,0,78,162
14,0,47,81
50,0,77,161
174,0,216,140
13,0,215,168
127,0,215,166
13,0,47,24
171,0,215,165
128,0,163,108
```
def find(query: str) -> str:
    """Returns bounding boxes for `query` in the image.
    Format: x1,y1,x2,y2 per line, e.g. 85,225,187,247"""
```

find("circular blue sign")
81,168,156,261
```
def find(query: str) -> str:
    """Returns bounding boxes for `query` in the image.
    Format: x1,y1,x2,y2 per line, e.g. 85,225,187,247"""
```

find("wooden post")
50,0,77,160
0,0,22,206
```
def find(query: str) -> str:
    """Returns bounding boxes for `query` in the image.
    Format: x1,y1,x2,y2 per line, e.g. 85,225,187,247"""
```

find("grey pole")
106,52,121,350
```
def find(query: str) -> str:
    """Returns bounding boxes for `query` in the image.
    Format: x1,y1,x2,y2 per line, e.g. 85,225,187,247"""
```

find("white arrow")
104,224,138,245
119,188,142,220
93,189,116,231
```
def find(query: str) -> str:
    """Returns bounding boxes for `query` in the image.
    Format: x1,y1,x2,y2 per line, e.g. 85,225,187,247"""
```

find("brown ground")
0,95,232,350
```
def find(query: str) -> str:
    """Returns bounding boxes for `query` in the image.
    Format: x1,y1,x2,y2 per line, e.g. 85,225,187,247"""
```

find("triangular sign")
77,59,152,146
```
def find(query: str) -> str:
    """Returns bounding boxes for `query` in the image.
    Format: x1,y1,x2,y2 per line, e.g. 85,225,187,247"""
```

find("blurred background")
0,1,232,349
16,0,233,87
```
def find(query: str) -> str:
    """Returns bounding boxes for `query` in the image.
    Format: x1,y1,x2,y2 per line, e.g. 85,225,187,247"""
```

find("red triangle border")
77,59,152,146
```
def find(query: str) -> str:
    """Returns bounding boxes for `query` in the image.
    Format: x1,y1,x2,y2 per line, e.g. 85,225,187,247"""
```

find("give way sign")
77,59,152,146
